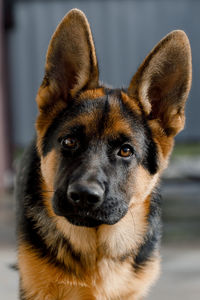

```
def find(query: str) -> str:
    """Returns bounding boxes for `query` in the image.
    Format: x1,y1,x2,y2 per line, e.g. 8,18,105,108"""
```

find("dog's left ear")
128,30,192,136
37,9,99,110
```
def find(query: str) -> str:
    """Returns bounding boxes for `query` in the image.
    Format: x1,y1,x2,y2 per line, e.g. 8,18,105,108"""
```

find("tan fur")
121,91,142,116
58,110,100,137
41,150,58,190
79,88,105,100
55,199,148,261
129,166,160,205
18,9,192,300
41,175,151,261
19,196,160,300
18,243,95,300
20,166,159,299
103,96,133,137
36,94,67,155
19,243,159,300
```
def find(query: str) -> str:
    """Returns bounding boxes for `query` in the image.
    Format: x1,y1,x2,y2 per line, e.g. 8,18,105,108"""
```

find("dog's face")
38,89,158,227
36,9,191,227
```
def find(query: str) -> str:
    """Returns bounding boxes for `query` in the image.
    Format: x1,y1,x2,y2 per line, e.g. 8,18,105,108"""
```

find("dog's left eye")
60,137,78,149
118,144,134,158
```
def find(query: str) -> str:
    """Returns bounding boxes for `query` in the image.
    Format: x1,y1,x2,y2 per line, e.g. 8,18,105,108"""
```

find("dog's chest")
53,256,158,300
94,257,135,298
52,257,136,300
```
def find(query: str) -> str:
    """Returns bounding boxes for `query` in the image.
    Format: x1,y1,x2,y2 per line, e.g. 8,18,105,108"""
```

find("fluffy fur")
16,9,192,300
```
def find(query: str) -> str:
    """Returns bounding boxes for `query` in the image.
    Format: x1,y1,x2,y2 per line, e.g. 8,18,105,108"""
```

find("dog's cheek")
41,150,58,190
129,165,159,205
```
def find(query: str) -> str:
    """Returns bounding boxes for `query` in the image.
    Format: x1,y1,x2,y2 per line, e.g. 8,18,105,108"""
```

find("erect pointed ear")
128,30,192,136
36,9,99,110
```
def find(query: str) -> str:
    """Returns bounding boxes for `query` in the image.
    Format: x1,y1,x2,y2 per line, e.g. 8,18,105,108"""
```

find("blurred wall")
0,0,12,190
7,0,200,147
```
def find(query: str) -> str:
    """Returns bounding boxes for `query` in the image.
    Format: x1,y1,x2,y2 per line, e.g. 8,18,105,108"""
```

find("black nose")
67,183,104,208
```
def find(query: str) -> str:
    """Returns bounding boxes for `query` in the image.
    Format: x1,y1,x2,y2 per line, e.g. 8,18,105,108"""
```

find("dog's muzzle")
52,182,128,227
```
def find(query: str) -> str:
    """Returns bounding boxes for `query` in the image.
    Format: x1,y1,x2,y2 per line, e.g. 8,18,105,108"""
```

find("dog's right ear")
36,9,99,110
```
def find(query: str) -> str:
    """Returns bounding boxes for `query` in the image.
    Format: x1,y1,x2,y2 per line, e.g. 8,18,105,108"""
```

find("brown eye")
118,145,133,158
61,137,78,149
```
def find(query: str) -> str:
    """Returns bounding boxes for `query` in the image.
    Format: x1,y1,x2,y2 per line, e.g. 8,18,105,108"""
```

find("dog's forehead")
41,89,146,156
59,89,144,140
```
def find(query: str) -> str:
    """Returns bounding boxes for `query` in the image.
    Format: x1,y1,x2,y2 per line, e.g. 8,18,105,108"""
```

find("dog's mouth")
54,207,128,227
64,207,128,227
52,193,128,227
64,215,105,227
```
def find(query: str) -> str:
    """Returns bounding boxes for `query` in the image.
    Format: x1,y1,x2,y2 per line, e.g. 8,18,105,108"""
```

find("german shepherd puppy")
16,9,192,300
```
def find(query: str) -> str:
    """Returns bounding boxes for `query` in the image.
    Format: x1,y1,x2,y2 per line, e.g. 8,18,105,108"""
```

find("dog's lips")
52,191,128,227
64,215,104,227
53,204,128,227
63,212,128,227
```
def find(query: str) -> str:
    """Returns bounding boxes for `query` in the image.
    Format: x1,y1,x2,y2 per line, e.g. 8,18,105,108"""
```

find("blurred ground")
149,243,200,300
0,150,200,299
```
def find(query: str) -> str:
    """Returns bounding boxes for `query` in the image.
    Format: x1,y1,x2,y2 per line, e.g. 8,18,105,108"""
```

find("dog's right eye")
60,137,78,150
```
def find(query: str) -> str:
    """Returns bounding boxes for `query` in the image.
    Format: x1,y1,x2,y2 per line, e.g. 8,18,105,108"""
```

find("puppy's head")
36,9,192,227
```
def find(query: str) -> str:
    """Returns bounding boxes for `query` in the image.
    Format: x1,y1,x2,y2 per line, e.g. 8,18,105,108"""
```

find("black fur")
16,140,82,272
16,88,161,298
134,190,162,270
16,138,161,270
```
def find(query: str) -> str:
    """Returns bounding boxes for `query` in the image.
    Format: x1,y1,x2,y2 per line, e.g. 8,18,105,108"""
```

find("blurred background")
0,0,200,299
